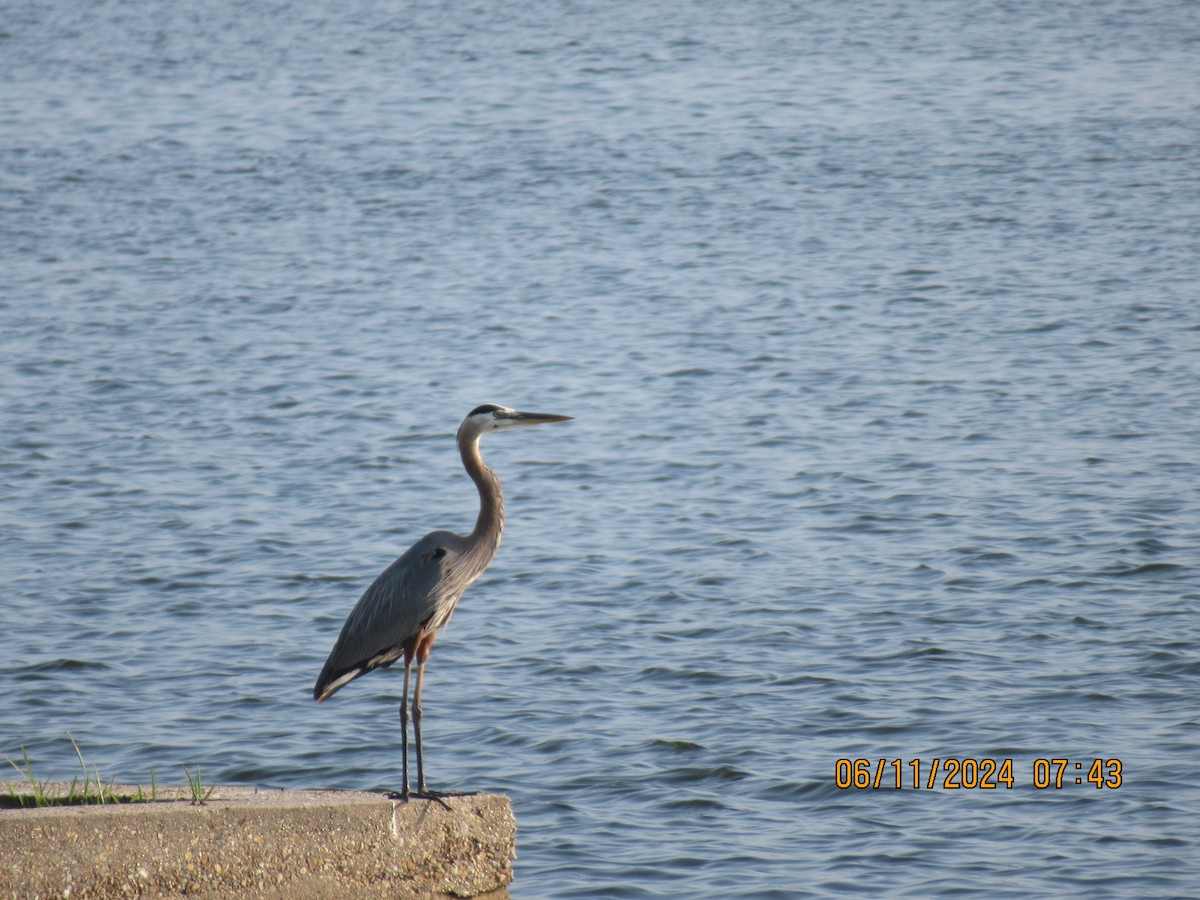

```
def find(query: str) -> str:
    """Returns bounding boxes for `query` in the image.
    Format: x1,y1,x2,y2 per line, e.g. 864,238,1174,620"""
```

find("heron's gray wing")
313,532,460,700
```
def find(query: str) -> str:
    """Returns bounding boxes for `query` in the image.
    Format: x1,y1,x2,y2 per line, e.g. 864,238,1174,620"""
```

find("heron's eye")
493,410,502,418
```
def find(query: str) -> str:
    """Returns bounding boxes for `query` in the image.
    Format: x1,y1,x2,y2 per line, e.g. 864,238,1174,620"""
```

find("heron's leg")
400,659,413,799
412,629,438,795
413,657,427,794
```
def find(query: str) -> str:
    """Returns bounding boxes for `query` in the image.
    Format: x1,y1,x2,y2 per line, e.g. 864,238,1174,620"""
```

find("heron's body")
313,404,571,797
312,529,479,699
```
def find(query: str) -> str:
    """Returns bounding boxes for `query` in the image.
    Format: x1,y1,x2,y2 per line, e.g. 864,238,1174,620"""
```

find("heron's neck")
460,432,505,554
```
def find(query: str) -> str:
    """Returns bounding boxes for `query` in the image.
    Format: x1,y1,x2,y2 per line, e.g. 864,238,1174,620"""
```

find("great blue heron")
313,404,572,798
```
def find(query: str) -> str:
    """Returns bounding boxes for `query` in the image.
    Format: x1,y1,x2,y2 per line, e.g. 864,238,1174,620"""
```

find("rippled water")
3,0,1199,895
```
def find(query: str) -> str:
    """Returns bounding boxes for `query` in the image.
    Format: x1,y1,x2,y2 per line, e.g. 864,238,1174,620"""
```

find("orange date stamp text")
834,758,1123,790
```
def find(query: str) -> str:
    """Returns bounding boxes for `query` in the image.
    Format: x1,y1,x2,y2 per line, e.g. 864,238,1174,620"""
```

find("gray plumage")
313,404,571,797
313,530,477,698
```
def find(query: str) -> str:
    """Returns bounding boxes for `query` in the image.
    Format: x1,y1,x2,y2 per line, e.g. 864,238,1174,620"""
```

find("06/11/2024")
834,758,1123,790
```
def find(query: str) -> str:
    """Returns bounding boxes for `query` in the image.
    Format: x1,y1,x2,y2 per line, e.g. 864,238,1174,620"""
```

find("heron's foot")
385,788,453,809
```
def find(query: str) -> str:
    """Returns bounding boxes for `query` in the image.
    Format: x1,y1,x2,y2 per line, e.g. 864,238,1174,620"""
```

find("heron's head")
459,404,573,440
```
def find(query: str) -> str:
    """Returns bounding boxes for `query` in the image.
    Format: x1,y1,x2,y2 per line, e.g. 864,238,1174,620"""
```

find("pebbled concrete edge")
0,784,515,898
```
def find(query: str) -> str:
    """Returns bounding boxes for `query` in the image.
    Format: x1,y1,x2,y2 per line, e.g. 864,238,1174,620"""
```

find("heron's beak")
506,410,573,425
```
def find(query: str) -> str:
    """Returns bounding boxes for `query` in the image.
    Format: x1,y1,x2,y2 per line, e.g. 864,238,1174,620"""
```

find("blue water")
3,0,1199,895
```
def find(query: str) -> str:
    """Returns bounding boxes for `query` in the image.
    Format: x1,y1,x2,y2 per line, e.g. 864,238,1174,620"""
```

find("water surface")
3,1,1199,895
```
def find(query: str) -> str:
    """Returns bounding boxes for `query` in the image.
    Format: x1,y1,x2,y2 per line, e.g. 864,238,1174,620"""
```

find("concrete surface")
0,784,514,898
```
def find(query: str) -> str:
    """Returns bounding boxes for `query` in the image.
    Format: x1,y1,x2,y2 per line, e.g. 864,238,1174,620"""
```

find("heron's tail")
313,662,363,702
314,647,404,702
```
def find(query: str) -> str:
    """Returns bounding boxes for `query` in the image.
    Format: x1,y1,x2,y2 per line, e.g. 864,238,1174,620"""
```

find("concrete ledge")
0,784,514,898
